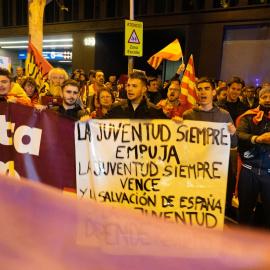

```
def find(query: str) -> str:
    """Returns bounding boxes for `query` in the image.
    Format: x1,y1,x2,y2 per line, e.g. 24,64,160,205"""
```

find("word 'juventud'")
93,161,222,179
96,123,228,145
76,122,228,145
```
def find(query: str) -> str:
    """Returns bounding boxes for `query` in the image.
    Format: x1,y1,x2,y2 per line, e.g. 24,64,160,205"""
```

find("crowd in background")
1,64,270,230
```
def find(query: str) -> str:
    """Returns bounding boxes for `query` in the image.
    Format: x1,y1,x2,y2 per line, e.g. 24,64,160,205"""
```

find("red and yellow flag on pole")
147,39,183,69
25,39,53,95
180,54,199,109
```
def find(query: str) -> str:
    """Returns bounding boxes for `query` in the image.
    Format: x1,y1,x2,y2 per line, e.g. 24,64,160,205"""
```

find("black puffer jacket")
50,104,86,120
102,97,167,119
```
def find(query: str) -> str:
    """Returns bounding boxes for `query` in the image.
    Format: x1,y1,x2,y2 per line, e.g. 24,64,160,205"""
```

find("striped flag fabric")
180,54,199,109
25,39,53,95
147,39,183,69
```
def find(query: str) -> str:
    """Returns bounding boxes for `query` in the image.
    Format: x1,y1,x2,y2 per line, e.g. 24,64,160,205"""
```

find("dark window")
84,0,94,19
167,0,174,12
248,0,270,4
154,0,166,13
95,1,100,18
84,0,99,19
116,0,123,17
73,0,79,20
230,0,239,7
64,0,73,21
3,0,13,27
44,1,59,23
106,0,123,17
134,0,140,15
16,0,23,25
107,0,116,17
182,0,205,11
213,0,222,8
22,0,28,25
135,0,147,15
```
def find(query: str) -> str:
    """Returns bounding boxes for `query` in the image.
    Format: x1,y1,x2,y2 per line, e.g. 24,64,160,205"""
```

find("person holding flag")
25,37,53,96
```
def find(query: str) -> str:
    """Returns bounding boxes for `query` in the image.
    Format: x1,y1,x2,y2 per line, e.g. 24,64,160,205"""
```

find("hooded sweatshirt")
183,104,238,148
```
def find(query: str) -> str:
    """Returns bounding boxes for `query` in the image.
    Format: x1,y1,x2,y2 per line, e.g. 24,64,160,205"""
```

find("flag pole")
128,0,134,75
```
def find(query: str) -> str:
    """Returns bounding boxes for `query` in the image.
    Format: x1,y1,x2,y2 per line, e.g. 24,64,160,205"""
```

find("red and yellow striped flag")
180,54,199,109
147,39,183,69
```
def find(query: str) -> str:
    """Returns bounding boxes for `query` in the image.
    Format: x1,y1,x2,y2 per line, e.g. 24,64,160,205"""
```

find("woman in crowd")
22,77,39,106
90,87,115,118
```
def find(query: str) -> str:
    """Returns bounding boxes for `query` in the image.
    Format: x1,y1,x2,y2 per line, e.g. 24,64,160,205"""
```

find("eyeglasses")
246,91,255,93
25,84,35,88
100,96,111,99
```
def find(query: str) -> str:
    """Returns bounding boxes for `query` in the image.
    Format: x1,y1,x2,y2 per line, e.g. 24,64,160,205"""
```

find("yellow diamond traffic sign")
125,20,143,57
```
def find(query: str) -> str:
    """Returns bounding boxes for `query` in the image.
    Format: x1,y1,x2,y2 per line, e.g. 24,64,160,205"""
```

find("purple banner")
0,102,76,189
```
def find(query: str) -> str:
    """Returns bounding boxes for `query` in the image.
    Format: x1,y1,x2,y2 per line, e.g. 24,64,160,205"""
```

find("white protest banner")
75,119,230,230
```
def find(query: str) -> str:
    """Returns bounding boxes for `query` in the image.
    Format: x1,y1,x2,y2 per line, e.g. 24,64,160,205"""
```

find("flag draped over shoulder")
180,54,199,109
25,40,53,95
147,39,183,69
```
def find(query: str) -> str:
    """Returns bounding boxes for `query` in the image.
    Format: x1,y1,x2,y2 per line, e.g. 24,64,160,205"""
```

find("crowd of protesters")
1,64,270,230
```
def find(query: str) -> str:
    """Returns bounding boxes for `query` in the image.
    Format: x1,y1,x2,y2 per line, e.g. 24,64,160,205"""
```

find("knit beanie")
259,86,270,99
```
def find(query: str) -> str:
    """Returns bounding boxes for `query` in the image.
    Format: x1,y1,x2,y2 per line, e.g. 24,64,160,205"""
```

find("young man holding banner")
182,77,237,144
182,77,238,221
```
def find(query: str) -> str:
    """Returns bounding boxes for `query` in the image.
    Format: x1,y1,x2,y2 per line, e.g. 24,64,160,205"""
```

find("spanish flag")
180,54,199,109
25,39,53,95
147,39,183,69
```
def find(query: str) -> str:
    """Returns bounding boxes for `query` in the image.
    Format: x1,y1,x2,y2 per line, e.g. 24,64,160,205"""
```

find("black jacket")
146,91,162,105
50,104,86,120
102,97,167,119
236,106,270,170
216,98,248,123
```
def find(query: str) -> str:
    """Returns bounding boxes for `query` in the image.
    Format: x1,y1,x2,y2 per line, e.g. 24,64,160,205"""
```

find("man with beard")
82,70,105,112
50,79,86,120
46,68,68,97
236,86,270,228
41,68,68,107
157,83,189,118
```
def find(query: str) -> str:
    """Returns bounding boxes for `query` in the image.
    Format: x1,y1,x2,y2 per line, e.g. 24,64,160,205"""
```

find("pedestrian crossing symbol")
128,30,140,44
125,20,143,57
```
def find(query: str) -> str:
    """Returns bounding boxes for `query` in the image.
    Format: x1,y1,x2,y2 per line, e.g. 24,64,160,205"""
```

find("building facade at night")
0,0,269,84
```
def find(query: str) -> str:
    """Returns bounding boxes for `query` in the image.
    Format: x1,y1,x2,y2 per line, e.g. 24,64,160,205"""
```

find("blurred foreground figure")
1,173,270,269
